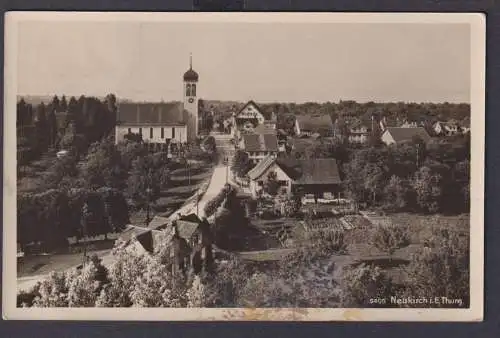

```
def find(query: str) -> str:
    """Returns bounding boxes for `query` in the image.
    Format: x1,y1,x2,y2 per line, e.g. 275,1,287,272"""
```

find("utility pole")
416,143,420,168
225,156,229,184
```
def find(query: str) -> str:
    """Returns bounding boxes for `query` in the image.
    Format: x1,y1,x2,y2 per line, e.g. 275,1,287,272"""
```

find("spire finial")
189,53,192,69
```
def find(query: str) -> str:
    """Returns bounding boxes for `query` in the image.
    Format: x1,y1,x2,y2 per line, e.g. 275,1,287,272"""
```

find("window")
186,84,191,96
128,128,131,134
161,128,164,139
172,127,176,139
139,128,142,135
150,128,153,139
191,84,196,96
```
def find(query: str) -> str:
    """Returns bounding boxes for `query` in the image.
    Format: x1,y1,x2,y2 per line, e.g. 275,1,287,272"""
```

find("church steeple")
183,54,199,82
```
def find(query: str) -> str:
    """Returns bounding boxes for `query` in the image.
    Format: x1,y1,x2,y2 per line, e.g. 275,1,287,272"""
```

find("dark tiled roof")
293,159,341,185
385,127,431,144
247,156,341,186
117,102,186,126
252,124,276,135
178,213,202,224
243,134,279,152
296,114,333,132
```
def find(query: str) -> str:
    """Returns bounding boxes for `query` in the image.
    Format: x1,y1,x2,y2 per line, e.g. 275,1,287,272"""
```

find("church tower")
183,54,199,141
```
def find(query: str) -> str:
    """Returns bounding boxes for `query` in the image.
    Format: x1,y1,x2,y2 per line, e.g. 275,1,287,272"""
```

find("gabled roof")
117,102,186,126
147,215,171,231
252,124,276,135
247,156,341,185
235,100,275,121
176,213,202,240
295,114,334,132
293,159,341,185
242,134,279,152
247,155,277,180
384,127,432,144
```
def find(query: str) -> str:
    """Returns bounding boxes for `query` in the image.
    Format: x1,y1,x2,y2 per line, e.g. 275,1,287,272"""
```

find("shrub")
340,263,393,307
400,228,469,308
372,221,410,259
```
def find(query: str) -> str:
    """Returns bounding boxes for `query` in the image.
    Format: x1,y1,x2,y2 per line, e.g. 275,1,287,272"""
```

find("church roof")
117,102,186,126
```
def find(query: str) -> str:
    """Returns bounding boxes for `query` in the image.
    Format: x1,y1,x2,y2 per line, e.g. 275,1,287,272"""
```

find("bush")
400,228,469,308
340,263,394,308
372,221,411,258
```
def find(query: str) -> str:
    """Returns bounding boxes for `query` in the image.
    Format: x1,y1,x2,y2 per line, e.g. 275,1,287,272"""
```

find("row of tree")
17,94,117,164
342,136,470,213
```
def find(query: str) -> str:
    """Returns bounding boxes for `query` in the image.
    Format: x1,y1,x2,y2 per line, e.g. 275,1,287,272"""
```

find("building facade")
115,55,199,144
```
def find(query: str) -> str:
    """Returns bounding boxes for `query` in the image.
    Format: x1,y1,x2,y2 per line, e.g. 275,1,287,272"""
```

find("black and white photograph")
3,12,485,321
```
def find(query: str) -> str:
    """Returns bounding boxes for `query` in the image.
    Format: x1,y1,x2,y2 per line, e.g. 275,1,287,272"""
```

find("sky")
16,19,471,103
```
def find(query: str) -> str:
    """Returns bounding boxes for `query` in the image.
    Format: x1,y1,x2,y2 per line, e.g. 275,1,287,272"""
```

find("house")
247,155,343,199
240,133,280,164
115,56,200,143
347,119,373,144
294,114,334,137
247,155,294,197
116,213,213,275
232,100,277,139
381,127,432,146
174,214,213,274
433,121,462,136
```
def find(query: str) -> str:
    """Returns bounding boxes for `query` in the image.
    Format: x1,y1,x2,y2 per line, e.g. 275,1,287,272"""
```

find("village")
16,57,471,308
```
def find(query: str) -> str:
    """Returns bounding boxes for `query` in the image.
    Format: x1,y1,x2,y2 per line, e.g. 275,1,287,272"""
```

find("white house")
247,155,343,199
247,155,293,198
433,121,462,136
232,100,276,139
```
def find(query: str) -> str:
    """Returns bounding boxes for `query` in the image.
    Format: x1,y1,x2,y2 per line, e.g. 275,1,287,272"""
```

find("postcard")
3,12,485,321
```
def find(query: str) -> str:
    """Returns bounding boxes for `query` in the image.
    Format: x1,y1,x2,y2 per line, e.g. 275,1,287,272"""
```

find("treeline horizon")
17,94,470,107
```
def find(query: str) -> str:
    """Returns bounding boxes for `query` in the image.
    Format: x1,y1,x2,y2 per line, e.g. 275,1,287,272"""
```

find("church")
114,56,200,144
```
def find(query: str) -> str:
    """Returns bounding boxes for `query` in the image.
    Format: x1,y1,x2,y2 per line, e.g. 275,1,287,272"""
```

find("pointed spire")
189,53,193,70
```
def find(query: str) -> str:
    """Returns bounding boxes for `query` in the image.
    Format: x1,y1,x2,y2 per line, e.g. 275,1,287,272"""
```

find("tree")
411,166,443,213
44,152,79,188
383,175,409,211
127,156,161,208
80,192,111,240
67,255,109,307
82,139,126,189
362,163,385,205
32,271,69,307
402,227,469,307
371,221,410,259
97,187,130,233
46,109,58,148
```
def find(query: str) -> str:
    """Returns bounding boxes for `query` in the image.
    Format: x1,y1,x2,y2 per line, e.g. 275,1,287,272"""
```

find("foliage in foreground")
18,219,469,309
